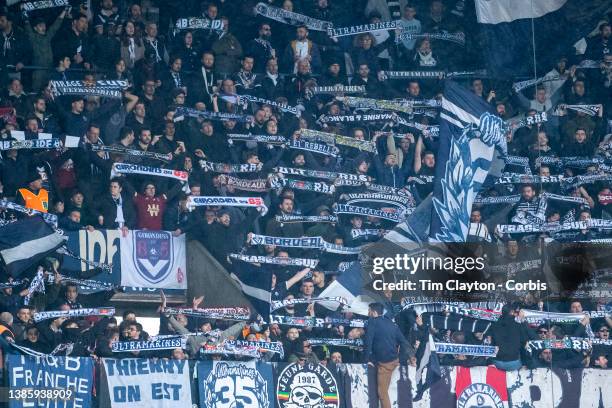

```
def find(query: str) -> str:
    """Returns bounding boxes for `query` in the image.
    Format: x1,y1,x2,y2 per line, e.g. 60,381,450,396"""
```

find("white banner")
103,358,192,407
475,0,567,24
120,231,187,289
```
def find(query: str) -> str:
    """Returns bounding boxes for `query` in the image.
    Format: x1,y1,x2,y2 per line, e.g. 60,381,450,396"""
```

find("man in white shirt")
282,25,322,74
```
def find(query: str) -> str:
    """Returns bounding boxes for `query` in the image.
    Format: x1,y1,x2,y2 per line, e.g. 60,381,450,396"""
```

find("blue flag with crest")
429,81,507,243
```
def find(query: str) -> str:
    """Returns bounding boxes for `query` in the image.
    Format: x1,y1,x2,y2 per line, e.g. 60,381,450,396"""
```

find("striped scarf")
33,307,115,323
164,307,251,321
270,297,348,312
229,253,319,269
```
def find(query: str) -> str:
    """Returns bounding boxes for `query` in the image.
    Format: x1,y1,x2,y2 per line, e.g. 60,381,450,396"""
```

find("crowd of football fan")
0,0,610,374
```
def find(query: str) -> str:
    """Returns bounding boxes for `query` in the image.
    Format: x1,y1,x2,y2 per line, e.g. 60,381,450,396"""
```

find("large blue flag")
319,261,371,316
229,259,273,320
429,81,506,242
0,216,65,277
476,0,611,77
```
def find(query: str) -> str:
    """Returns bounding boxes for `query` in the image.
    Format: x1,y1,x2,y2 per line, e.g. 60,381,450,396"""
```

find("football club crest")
456,383,504,408
277,363,339,408
133,230,173,284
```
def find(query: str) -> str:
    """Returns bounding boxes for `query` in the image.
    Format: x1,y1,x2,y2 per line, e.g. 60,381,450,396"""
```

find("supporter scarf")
497,219,612,234
473,195,521,205
434,343,497,357
505,155,530,167
396,32,466,46
300,128,377,153
522,309,608,324
226,340,284,358
276,214,338,224
270,315,366,328
367,183,412,197
577,59,601,68
398,121,440,138
200,343,261,358
111,163,189,184
512,75,562,92
229,253,319,268
343,197,411,213
506,112,548,132
335,179,414,199
56,246,113,273
350,229,383,239
427,314,492,334
487,259,541,275
337,96,412,114
174,107,252,123
334,203,403,222
270,297,348,312
322,241,362,255
563,174,612,189
200,160,263,173
112,337,186,352
598,163,612,173
310,85,365,95
526,338,592,353
253,2,333,31
50,80,128,98
327,21,398,38
273,166,369,183
186,196,267,215
227,134,287,145
554,104,601,116
342,192,415,207
0,199,58,227
0,279,26,289
536,156,604,168
46,274,115,292
402,298,504,312
494,174,565,184
220,175,270,192
250,234,322,249
21,0,69,13
90,145,172,162
174,18,223,32
307,338,364,348
592,338,612,346
319,112,396,124
150,330,223,341
595,141,612,159
407,175,435,185
380,70,486,80
10,342,47,357
0,139,61,150
411,108,439,118
164,307,251,321
411,303,501,321
540,192,588,206
33,307,115,323
394,98,442,108
24,270,45,306
235,95,299,116
270,177,335,194
288,140,339,157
